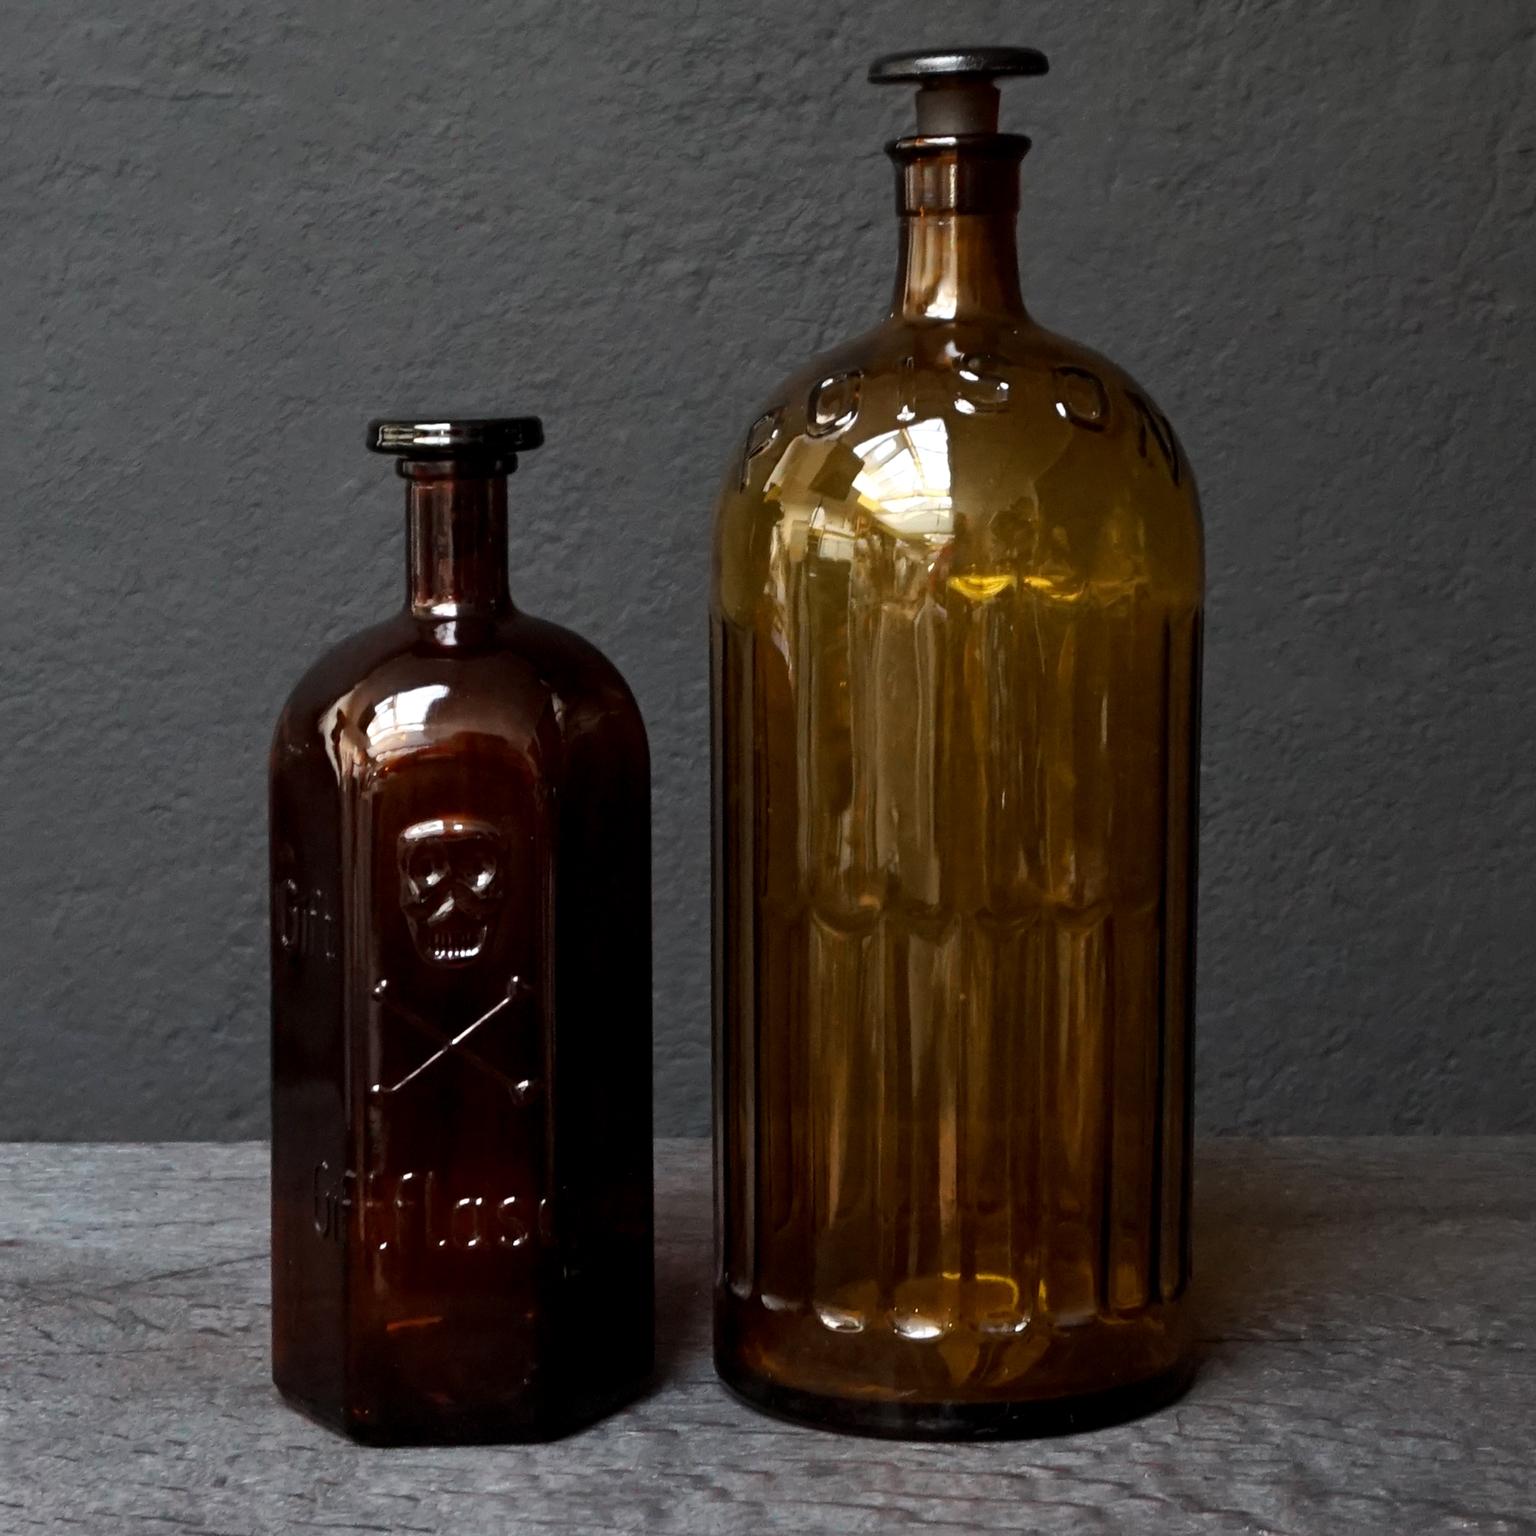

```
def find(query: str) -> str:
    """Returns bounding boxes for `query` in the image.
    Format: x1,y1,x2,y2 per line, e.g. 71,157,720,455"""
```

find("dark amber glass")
271,420,652,1443
711,54,1203,1437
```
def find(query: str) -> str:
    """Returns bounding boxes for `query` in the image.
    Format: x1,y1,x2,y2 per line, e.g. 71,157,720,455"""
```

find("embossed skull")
398,818,504,965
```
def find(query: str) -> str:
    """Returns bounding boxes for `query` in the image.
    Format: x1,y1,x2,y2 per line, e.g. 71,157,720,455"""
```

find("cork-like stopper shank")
869,46,1048,137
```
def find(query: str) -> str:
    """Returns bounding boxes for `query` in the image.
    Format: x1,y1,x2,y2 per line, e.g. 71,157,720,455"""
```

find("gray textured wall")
2,1,1531,1139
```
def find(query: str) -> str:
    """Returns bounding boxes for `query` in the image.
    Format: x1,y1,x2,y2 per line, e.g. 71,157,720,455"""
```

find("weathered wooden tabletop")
1,1139,1531,1534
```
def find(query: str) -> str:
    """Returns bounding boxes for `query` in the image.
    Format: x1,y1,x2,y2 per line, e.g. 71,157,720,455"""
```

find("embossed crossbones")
370,975,538,1104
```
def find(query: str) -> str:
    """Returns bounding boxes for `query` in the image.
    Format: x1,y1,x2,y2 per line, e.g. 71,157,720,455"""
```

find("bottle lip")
367,417,544,461
886,133,1031,162
888,135,1028,217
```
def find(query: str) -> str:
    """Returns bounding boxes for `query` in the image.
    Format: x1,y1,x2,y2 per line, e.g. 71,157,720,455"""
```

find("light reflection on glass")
365,683,450,756
852,418,954,540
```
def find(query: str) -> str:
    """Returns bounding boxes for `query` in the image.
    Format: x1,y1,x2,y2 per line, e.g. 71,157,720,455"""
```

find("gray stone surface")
1,1138,1533,1533
1,2,1533,1137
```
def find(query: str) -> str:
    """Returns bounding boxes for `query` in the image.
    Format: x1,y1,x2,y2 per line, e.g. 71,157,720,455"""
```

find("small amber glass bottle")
712,49,1203,1436
270,418,653,1443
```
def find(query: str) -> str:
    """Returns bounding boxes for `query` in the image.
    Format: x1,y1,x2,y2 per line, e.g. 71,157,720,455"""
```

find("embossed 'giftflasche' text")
311,1162,554,1254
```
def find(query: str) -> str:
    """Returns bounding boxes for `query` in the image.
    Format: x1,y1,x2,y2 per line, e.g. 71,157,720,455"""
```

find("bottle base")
717,1355,1195,1441
274,1372,654,1447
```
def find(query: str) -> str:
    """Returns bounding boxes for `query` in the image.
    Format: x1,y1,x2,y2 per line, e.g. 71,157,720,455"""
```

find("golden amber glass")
711,130,1203,1436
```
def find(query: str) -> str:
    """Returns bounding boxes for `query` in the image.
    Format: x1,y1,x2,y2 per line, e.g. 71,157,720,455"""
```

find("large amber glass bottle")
711,50,1203,1437
271,419,652,1443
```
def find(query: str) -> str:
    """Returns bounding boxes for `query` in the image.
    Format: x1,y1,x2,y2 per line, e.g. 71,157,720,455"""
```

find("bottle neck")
893,211,1024,321
888,136,1029,322
403,462,512,618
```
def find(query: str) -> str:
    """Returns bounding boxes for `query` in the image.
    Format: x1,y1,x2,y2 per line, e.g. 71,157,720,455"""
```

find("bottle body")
271,450,652,1443
712,304,1202,1434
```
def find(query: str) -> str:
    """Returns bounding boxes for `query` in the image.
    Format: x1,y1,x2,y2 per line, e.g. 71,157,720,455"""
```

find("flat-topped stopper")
869,46,1049,136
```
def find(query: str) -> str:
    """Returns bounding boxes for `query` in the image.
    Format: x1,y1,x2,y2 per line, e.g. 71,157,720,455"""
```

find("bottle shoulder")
734,315,1196,482
773,311,1170,383
713,315,1203,625
270,612,647,782
511,614,651,768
